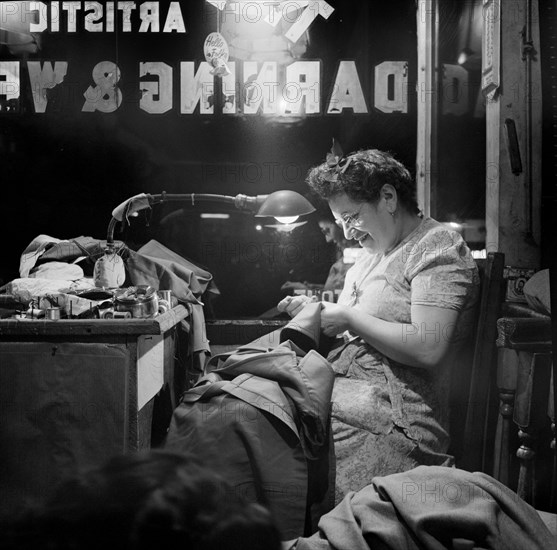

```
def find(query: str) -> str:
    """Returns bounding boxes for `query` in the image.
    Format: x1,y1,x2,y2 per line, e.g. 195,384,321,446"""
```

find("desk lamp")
94,190,315,288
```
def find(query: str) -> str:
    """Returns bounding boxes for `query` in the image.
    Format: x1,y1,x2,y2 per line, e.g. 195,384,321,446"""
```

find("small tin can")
46,307,61,320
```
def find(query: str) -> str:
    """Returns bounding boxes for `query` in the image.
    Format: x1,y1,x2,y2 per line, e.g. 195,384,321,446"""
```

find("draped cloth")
286,465,556,550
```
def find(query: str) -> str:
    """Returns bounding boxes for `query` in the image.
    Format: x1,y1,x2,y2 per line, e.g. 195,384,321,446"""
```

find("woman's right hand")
277,294,315,317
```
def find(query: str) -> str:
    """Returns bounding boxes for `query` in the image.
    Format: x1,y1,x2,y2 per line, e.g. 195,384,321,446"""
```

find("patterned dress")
328,217,480,503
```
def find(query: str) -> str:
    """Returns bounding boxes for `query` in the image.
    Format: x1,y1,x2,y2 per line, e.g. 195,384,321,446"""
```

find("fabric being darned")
165,338,335,540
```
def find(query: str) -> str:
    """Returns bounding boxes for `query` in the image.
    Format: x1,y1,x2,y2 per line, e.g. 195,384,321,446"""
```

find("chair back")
450,252,506,472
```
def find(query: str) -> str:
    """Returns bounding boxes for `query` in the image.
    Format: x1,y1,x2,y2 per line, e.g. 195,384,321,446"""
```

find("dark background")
1,0,489,317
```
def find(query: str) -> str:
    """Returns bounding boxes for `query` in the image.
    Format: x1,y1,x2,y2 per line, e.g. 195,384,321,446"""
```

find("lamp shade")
255,190,315,218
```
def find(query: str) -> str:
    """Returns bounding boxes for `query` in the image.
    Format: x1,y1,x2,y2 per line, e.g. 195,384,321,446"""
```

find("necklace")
349,254,381,306
350,281,364,305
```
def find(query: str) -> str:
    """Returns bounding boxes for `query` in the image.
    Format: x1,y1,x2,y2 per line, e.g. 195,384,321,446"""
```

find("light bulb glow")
274,215,299,224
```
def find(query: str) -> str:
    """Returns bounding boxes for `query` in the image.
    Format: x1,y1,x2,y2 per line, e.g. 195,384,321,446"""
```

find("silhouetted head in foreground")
0,450,281,550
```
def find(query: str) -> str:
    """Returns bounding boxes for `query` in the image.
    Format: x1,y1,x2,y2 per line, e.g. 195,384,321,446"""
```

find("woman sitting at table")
278,147,480,503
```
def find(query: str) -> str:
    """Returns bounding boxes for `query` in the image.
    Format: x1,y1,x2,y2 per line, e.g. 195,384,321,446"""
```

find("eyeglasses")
335,204,365,229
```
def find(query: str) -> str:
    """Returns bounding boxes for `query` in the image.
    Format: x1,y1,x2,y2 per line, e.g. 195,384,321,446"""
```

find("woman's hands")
277,296,353,337
320,302,352,336
277,294,315,317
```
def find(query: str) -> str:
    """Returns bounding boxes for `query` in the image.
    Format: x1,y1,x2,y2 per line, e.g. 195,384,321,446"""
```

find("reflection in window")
437,0,486,253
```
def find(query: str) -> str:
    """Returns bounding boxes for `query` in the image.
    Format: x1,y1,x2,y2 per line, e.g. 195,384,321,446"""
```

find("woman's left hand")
277,294,315,317
320,302,351,336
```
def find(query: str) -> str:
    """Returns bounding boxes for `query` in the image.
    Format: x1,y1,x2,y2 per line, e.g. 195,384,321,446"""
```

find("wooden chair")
452,250,555,514
452,252,506,473
447,253,556,537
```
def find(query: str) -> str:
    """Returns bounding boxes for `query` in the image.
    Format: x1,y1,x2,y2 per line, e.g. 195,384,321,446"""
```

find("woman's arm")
320,302,460,370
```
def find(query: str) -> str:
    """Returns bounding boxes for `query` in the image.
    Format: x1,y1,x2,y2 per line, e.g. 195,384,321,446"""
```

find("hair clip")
325,138,351,176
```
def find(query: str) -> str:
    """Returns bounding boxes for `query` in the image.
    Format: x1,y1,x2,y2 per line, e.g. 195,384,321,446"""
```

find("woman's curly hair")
306,149,420,214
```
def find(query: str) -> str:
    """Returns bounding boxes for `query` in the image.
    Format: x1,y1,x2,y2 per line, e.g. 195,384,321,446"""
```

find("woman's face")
328,189,396,254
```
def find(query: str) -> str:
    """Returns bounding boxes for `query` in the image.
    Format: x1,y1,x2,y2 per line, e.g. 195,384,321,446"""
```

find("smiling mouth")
355,234,370,245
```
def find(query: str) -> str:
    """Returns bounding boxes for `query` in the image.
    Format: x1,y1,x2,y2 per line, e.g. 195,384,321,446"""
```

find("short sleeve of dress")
404,226,479,312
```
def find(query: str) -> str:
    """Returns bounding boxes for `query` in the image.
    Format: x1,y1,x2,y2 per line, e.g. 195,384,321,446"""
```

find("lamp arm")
106,192,270,244
150,193,269,212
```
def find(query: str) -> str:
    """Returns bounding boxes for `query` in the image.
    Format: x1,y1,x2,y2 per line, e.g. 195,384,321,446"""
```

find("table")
0,305,188,515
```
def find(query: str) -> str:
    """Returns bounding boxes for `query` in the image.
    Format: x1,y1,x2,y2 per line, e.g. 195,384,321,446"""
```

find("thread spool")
158,290,172,304
102,310,131,319
100,309,114,319
113,311,131,319
157,299,171,315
